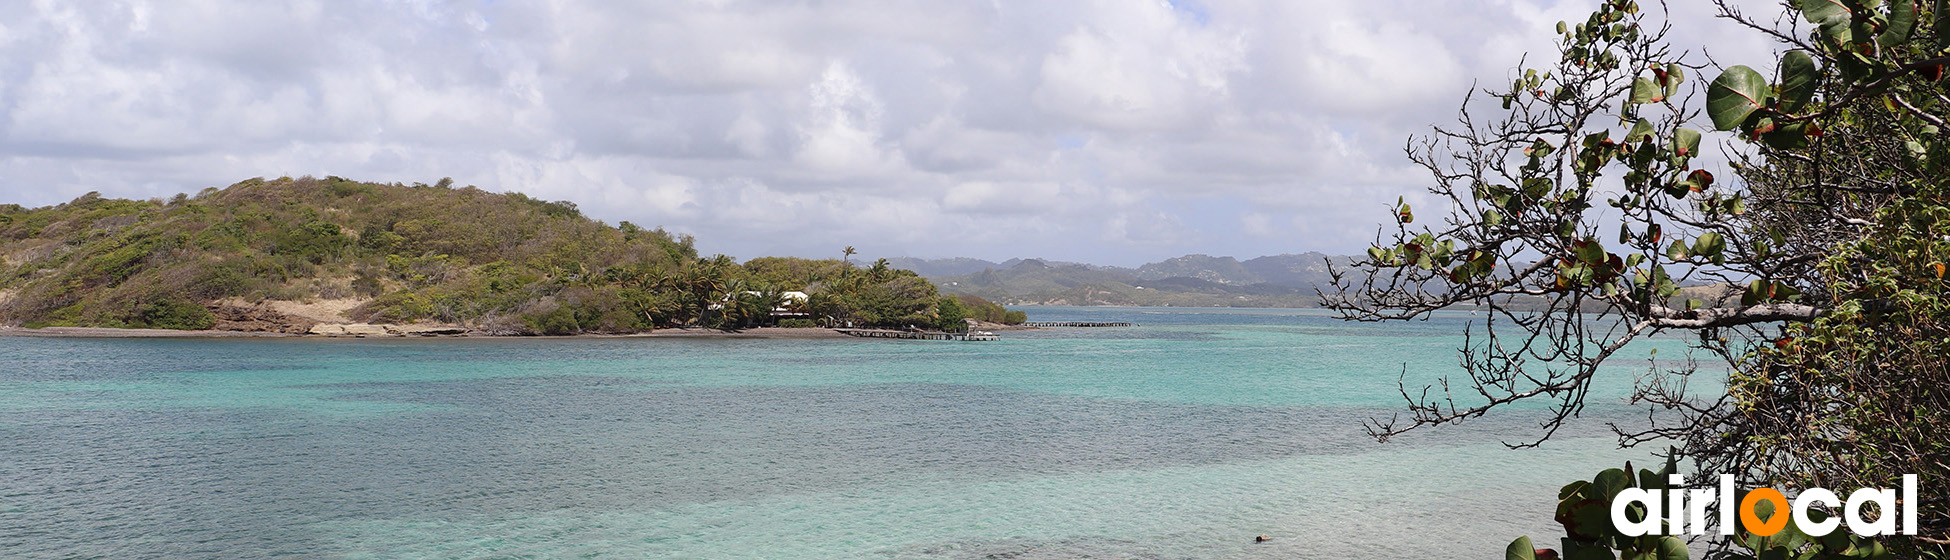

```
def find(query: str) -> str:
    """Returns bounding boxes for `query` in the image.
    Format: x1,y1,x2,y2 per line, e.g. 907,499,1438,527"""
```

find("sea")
0,306,1702,559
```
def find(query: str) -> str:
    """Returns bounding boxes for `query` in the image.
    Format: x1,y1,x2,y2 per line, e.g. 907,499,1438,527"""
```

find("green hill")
0,176,985,334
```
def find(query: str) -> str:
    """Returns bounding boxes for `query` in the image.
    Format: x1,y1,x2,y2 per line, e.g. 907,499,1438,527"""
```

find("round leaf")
1508,536,1538,560
1881,0,1918,48
1707,66,1768,131
1777,50,1818,113
1653,536,1689,560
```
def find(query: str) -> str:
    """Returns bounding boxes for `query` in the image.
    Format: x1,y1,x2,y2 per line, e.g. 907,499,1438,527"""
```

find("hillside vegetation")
0,176,1005,333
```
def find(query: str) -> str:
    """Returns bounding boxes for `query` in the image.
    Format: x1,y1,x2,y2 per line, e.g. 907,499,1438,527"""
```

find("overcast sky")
0,0,1780,266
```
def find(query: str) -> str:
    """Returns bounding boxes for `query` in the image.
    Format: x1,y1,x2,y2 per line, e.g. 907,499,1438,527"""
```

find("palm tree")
842,246,856,265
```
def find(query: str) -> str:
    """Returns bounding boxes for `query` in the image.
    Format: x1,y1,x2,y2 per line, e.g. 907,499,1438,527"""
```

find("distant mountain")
888,256,1137,280
1136,254,1258,284
1241,252,1340,287
883,257,1003,279
925,252,1349,308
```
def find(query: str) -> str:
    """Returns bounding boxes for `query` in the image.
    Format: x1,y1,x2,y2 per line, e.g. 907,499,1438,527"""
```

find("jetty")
835,329,999,341
1020,321,1136,327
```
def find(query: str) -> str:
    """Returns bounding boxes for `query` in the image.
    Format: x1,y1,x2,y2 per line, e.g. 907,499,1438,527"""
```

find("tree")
1324,0,1947,555
934,295,969,332
842,245,857,265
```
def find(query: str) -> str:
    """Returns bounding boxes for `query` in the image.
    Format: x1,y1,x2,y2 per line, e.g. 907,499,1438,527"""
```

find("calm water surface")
0,307,1694,559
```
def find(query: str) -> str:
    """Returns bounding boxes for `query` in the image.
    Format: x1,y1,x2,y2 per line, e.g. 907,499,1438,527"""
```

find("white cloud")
0,0,1794,266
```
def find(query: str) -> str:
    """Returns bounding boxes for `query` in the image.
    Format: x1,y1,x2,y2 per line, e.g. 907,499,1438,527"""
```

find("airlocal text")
1611,475,1919,537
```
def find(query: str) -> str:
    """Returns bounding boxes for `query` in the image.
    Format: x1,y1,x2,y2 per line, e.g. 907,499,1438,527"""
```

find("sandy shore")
0,325,857,339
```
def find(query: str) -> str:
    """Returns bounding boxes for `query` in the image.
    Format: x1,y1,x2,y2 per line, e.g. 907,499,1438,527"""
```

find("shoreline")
0,325,860,340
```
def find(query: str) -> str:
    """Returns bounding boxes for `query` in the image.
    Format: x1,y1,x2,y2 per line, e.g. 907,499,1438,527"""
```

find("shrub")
523,303,579,335
130,298,215,330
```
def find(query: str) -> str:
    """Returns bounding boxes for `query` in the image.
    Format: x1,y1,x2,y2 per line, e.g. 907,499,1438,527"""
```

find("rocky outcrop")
208,304,316,334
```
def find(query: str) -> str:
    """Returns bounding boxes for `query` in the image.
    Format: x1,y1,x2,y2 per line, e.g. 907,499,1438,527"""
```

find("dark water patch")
891,536,1196,560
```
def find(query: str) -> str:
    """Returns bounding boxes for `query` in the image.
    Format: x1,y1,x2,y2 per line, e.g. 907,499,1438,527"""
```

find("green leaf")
1638,468,1667,491
1777,50,1818,113
1565,540,1617,560
1761,121,1813,150
1939,0,1950,52
1593,468,1632,500
1743,279,1769,306
1796,0,1853,25
1667,240,1689,260
1797,0,1859,44
1883,0,1919,48
1653,536,1690,560
1508,536,1539,560
1671,127,1701,158
1625,118,1656,143
1708,66,1769,131
1577,240,1607,264
1695,232,1725,258
1631,77,1662,104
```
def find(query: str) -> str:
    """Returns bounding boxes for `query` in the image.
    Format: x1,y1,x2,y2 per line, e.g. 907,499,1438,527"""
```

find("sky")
0,0,1782,266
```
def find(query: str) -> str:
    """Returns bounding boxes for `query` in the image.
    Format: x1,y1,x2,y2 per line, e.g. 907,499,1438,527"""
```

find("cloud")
0,0,1788,266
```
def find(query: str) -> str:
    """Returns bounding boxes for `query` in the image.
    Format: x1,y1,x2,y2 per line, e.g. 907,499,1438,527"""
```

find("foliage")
0,177,950,333
952,293,1026,324
934,295,969,332
1322,0,1947,554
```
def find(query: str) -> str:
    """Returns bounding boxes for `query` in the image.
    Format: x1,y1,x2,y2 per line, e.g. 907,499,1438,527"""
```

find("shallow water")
0,307,1696,559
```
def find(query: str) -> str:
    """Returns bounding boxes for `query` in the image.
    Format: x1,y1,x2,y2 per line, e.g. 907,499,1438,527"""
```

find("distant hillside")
927,253,1349,308
883,257,1005,279
1136,254,1257,284
886,256,1137,279
912,251,1724,311
0,177,964,333
1240,253,1338,287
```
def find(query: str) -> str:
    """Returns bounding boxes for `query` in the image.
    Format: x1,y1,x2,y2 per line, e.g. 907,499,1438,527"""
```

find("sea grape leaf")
1654,536,1690,560
1708,66,1769,131
1777,50,1818,113
1796,0,1853,25
1883,0,1919,48
1631,77,1662,104
1672,127,1701,158
1695,232,1725,259
1625,118,1655,143
1508,536,1538,560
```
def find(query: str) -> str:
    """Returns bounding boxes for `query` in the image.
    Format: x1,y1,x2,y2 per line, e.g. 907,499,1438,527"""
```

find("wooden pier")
1020,321,1136,327
835,329,998,341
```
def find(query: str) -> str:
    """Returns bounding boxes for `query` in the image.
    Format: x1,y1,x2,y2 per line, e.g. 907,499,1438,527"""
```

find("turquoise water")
0,307,1697,559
